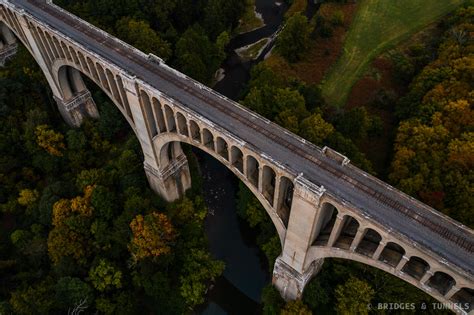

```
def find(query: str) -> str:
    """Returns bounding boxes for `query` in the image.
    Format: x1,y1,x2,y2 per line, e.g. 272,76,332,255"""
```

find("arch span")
153,132,289,245
306,248,473,313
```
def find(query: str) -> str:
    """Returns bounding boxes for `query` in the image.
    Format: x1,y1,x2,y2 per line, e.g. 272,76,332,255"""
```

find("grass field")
321,0,466,107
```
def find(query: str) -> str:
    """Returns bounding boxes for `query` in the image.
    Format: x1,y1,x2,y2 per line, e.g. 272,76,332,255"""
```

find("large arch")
152,132,289,245
306,240,473,313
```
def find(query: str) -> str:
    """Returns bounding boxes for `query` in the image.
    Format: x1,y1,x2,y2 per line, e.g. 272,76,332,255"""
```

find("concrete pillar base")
272,256,324,300
144,154,191,202
0,42,18,67
54,89,99,127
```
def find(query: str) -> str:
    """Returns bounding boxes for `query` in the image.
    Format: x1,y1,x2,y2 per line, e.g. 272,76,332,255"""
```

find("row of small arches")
313,203,473,312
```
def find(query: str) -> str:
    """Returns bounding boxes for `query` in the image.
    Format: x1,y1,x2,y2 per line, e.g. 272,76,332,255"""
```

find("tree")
335,277,374,315
10,281,56,315
47,224,89,266
276,13,312,62
51,186,94,227
179,248,224,307
335,107,372,142
303,278,329,310
175,24,223,83
261,235,281,270
115,17,172,60
55,277,93,309
273,88,308,121
17,189,38,207
281,300,312,315
300,113,334,145
261,284,284,315
88,259,122,291
129,212,176,261
35,124,65,157
91,185,117,220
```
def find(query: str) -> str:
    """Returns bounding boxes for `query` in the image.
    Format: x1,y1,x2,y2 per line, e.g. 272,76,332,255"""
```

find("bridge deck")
9,0,474,276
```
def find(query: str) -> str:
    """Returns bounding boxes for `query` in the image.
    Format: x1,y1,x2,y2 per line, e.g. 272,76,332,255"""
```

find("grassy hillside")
321,0,466,107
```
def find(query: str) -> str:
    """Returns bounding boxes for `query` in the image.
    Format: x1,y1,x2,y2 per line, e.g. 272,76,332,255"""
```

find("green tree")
88,259,122,291
10,281,55,315
115,17,172,60
55,277,93,309
276,13,312,62
303,278,329,311
300,113,334,145
175,24,224,83
179,249,224,308
261,284,284,315
91,185,117,220
335,276,374,315
281,300,312,315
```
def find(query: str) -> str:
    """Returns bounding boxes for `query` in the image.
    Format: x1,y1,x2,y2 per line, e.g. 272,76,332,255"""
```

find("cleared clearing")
321,0,466,107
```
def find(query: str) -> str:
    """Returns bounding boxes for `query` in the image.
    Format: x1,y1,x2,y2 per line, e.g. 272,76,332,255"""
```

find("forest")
0,0,472,314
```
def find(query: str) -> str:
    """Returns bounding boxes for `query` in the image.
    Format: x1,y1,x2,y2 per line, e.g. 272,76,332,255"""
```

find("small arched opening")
164,105,176,132
176,112,188,137
312,203,338,246
275,176,293,228
151,98,166,133
426,272,456,296
140,90,158,138
246,155,259,189
451,288,474,312
189,120,200,142
333,216,360,250
216,137,229,161
262,165,276,205
95,63,110,92
106,68,121,107
230,146,243,173
402,256,430,280
202,128,214,150
378,242,405,267
355,228,382,257
86,57,99,82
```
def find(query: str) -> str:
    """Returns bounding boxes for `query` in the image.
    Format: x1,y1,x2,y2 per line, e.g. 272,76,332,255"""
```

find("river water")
195,1,287,314
195,1,320,313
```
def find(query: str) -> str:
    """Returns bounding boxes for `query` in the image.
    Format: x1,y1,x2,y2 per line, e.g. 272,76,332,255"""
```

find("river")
195,1,287,314
195,1,321,313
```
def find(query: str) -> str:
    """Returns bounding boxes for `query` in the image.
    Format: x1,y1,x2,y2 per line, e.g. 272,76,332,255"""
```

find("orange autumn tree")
35,124,66,157
129,212,176,262
47,186,95,265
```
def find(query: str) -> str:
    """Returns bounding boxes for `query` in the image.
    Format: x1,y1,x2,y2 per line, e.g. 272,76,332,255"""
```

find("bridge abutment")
54,89,99,127
0,41,17,66
144,153,191,202
273,256,324,300
0,22,17,66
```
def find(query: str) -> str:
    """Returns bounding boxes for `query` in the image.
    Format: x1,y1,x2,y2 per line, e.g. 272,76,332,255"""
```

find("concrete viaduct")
1,0,473,312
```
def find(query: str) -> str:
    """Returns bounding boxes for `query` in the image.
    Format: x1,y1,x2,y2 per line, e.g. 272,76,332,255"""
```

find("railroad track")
26,0,474,253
